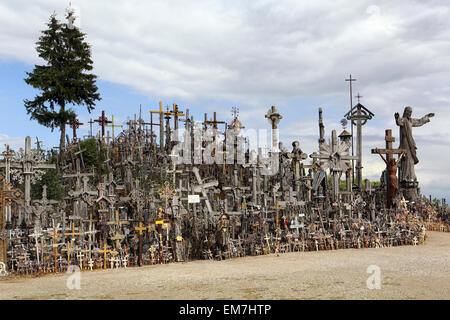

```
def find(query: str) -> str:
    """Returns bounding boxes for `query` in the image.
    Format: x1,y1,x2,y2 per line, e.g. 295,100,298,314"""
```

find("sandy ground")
0,231,449,300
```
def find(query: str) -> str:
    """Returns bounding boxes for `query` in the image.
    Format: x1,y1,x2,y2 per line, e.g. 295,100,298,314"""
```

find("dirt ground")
0,231,449,300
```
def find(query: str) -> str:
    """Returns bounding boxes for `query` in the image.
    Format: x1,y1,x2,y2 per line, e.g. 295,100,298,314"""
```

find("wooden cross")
148,111,160,146
98,243,112,269
204,112,226,130
104,115,123,142
48,226,62,272
66,118,83,142
94,110,112,138
371,129,406,209
150,101,173,151
133,219,147,266
77,250,84,269
29,227,44,266
106,210,130,228
64,222,83,241
61,241,74,265
0,173,23,263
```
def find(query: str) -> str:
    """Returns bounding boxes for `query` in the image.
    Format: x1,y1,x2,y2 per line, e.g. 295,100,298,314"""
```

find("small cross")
355,92,363,104
231,106,239,119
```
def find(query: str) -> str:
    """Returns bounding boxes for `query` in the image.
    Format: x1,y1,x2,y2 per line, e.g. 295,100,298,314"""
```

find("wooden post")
133,219,147,266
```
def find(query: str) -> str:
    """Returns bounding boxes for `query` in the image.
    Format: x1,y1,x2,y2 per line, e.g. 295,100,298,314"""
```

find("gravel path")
1,231,449,300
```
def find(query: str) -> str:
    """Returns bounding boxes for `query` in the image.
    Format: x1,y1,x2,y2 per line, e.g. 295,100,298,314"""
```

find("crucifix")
94,110,112,138
66,118,83,143
104,115,123,143
371,129,406,209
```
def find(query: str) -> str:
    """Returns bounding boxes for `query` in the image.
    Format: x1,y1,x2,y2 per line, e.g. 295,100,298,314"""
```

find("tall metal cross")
344,102,374,189
88,119,94,138
345,74,357,183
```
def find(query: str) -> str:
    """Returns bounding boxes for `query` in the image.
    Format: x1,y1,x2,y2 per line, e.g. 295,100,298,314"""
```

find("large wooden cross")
98,243,112,269
61,241,74,265
204,112,226,130
48,225,62,272
94,110,112,138
133,219,147,267
150,102,173,151
66,118,83,142
371,129,406,209
0,137,56,207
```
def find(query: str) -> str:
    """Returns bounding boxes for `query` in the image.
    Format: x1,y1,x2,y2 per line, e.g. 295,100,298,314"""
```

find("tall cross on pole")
371,129,406,209
345,74,357,184
150,101,172,151
204,112,226,130
88,119,94,138
104,115,123,143
94,110,112,138
66,118,83,143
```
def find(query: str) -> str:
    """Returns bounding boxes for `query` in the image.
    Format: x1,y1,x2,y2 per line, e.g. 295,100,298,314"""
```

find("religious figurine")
376,150,404,208
395,107,434,182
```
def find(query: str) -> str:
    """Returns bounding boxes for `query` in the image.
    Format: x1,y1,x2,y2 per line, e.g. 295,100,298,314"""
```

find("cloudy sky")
0,0,449,199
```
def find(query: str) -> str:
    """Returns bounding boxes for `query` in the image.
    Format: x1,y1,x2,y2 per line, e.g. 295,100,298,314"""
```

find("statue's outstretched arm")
412,113,434,127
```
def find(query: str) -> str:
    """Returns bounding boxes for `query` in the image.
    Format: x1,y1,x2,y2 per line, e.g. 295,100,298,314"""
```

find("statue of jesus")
395,106,434,183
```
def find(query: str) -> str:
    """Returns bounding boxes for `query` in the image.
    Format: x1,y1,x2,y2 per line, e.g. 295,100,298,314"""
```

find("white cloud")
0,134,25,151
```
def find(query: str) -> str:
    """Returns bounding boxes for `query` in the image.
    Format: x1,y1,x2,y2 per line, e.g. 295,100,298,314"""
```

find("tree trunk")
59,103,66,168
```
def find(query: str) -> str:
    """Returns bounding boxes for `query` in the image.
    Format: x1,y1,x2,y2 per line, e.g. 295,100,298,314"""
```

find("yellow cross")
98,243,112,269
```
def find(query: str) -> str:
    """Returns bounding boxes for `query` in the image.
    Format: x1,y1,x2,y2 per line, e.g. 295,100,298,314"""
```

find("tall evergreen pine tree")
24,9,101,153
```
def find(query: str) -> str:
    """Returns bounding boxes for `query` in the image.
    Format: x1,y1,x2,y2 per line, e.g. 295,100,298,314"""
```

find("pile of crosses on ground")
0,103,446,276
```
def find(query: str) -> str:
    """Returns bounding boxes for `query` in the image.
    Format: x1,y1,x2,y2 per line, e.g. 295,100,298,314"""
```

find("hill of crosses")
0,8,448,277
0,102,448,276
